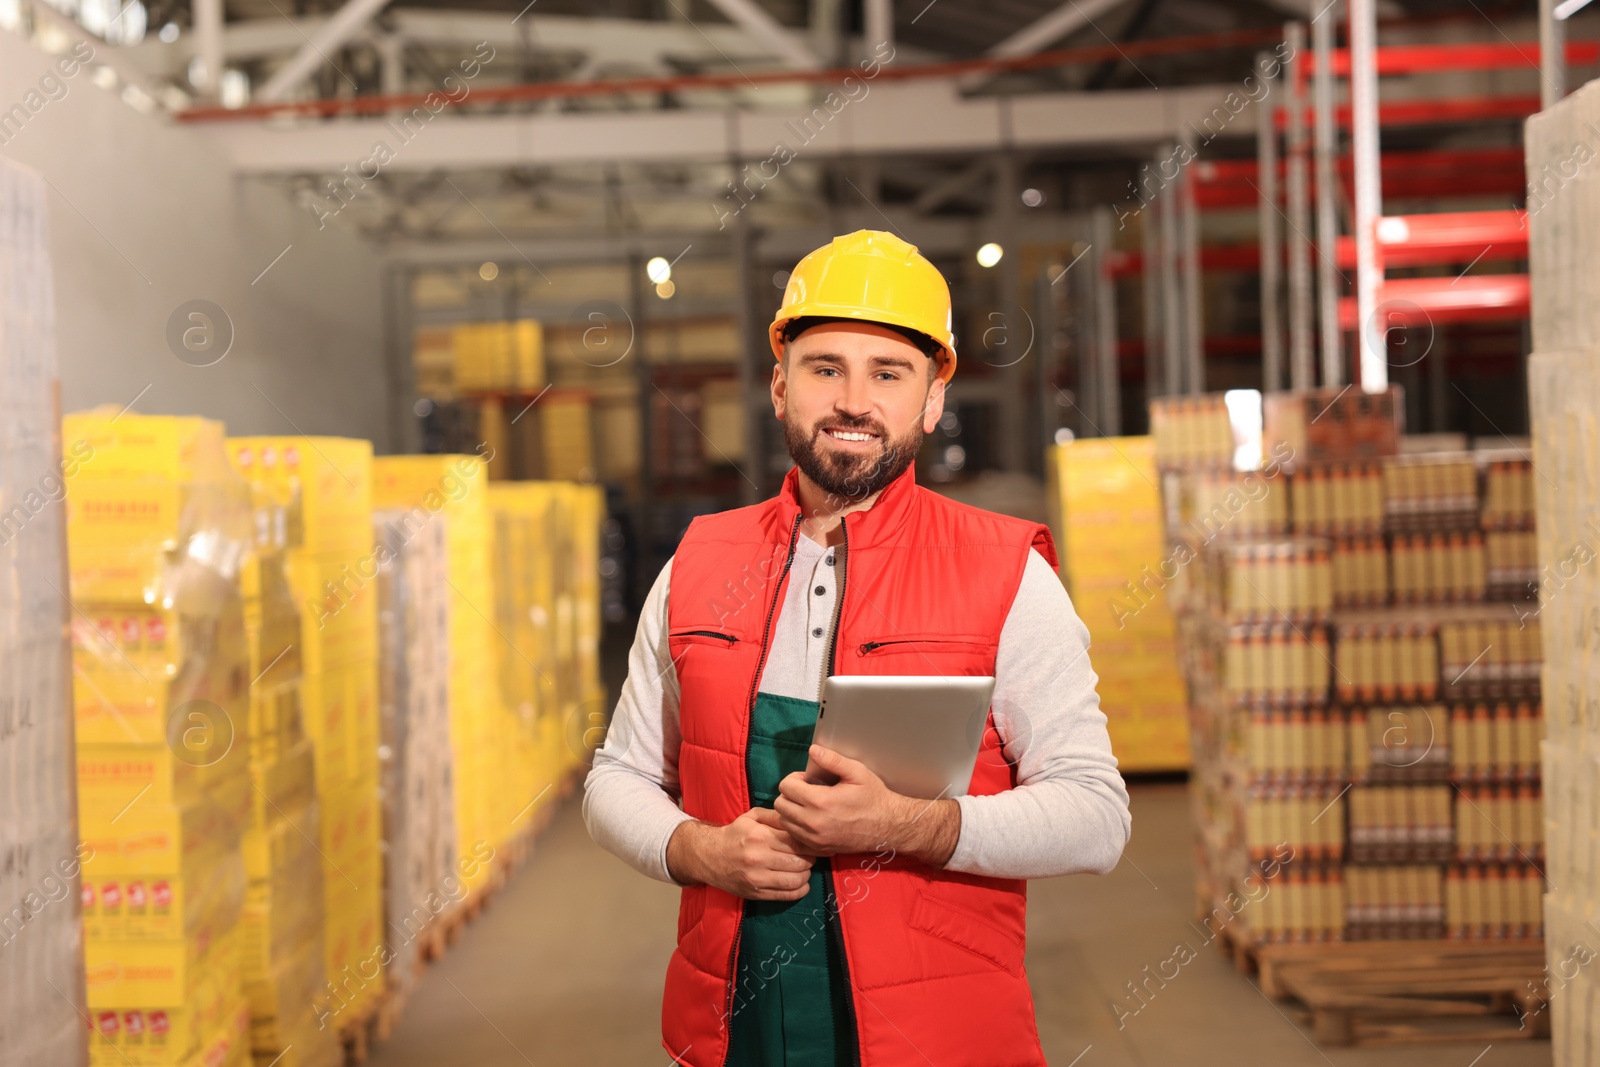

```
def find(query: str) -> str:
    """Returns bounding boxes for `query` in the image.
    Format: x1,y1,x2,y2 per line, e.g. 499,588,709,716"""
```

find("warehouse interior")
4,0,1600,1064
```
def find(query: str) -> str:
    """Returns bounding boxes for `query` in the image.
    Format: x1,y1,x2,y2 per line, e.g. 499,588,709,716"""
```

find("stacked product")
372,456,499,893
225,438,384,1031
1526,77,1600,1067
539,391,597,483
234,489,340,1067
488,484,559,818
451,320,544,393
1163,391,1545,948
1149,394,1238,471
569,484,607,721
1045,436,1189,771
0,159,86,1067
373,508,457,991
63,410,254,1067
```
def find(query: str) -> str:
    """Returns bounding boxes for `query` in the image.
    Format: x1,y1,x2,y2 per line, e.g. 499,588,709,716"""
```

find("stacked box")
373,509,458,994
1526,76,1600,1067
484,484,600,828
539,391,597,483
62,410,255,1067
372,456,500,887
1159,396,1547,947
1149,394,1236,471
235,503,340,1067
225,438,383,1028
1047,437,1189,772
451,320,544,392
0,159,87,1067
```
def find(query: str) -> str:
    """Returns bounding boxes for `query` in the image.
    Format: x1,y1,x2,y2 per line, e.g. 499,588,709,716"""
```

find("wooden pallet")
1215,928,1549,1046
339,999,379,1065
339,768,586,1064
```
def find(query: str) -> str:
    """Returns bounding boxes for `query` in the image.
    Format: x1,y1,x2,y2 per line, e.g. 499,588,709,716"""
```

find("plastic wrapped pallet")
1164,407,1546,956
374,508,457,995
1526,75,1600,1067
61,410,256,1067
225,438,384,1032
1046,437,1189,771
0,158,88,1067
373,456,501,890
235,500,341,1067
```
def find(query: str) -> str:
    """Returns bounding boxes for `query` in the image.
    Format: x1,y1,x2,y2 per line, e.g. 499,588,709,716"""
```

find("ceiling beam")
986,0,1132,58
206,81,1243,173
700,0,823,70
256,0,395,102
911,159,994,213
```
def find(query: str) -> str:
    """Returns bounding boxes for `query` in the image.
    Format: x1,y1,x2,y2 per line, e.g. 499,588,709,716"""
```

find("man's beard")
784,412,923,501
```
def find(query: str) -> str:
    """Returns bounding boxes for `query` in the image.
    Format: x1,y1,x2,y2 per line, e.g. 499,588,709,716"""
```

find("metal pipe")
1142,181,1164,400
1093,206,1121,434
1349,0,1385,391
1257,51,1284,393
192,0,223,99
1178,130,1204,394
864,0,894,55
1285,22,1315,390
1313,7,1343,387
1541,0,1566,108
1158,151,1184,399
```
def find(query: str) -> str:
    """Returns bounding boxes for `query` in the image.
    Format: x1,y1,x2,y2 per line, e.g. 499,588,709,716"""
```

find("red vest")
663,463,1056,1067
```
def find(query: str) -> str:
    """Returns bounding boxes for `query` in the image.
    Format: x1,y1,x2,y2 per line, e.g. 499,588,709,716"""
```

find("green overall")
725,691,855,1065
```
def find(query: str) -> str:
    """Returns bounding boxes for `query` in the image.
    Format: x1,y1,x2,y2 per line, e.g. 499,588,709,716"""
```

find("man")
585,230,1130,1066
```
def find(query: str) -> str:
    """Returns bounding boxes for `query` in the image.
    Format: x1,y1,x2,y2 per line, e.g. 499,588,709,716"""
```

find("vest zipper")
719,513,802,1066
675,630,738,643
820,519,863,1067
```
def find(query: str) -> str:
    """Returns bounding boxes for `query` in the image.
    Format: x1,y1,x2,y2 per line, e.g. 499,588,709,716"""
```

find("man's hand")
775,745,961,865
665,808,814,901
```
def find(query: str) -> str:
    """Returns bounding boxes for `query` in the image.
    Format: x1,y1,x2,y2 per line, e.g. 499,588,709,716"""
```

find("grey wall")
0,31,393,448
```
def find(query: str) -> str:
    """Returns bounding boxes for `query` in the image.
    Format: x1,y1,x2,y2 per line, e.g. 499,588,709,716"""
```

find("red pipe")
1275,94,1542,130
177,26,1284,123
1310,40,1598,75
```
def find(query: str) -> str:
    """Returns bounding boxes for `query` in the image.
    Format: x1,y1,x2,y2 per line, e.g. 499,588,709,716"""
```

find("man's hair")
780,315,943,381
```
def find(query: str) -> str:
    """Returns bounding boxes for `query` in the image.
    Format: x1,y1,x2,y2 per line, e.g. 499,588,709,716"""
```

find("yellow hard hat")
769,229,956,382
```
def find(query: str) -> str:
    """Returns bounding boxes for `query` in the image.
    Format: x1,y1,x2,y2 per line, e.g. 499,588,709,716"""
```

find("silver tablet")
806,675,996,799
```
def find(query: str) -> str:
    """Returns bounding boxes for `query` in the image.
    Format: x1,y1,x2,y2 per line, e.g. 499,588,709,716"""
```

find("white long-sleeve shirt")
583,533,1132,883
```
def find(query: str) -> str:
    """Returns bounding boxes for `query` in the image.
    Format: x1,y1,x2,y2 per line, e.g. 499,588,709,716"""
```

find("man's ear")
771,360,788,420
920,375,946,434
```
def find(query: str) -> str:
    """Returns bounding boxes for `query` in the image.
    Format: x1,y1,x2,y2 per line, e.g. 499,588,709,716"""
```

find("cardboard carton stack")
1046,437,1189,772
225,438,383,1032
1525,77,1600,1067
234,489,340,1067
1159,392,1545,948
373,508,457,992
451,320,544,393
372,456,499,888
63,410,254,1067
0,158,86,1067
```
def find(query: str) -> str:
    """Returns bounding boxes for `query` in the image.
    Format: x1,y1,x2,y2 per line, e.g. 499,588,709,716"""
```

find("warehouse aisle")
367,782,1552,1067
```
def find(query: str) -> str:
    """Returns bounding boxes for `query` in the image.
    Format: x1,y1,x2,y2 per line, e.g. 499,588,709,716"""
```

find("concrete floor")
366,782,1553,1067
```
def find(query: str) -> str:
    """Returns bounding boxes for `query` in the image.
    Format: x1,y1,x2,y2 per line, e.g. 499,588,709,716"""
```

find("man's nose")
836,372,872,418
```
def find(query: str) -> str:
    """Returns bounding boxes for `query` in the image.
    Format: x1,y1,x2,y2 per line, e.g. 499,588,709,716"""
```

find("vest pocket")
908,890,1026,977
856,635,995,657
677,883,708,944
669,629,740,649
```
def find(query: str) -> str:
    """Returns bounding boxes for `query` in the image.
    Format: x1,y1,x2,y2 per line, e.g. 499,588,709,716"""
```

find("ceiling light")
655,280,676,300
158,20,178,41
976,242,1004,268
1021,188,1044,208
479,262,499,281
646,256,672,285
